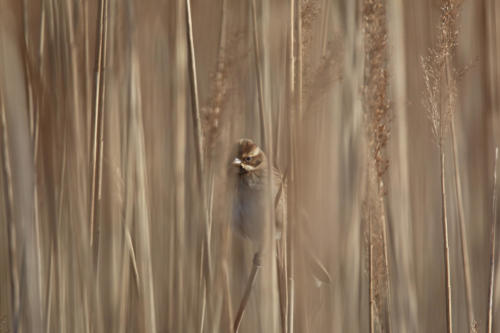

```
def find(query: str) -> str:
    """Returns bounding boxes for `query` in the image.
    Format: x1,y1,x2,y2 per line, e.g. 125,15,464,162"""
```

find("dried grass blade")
487,147,498,333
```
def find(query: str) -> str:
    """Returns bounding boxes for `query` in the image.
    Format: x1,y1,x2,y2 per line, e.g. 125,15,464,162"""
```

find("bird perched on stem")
231,138,331,281
231,138,286,332
231,138,330,332
231,138,285,246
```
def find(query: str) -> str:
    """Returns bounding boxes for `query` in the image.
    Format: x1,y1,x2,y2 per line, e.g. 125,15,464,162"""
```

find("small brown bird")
231,138,285,244
231,139,330,280
231,138,287,331
231,139,329,332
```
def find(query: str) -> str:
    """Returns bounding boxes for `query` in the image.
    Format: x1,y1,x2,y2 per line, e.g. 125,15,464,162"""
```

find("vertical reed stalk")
186,0,205,180
22,0,34,139
34,2,45,162
83,0,91,155
487,147,498,333
222,261,233,332
130,53,158,333
486,2,498,332
234,254,261,332
486,0,498,119
421,2,461,331
22,2,44,322
320,0,330,54
286,1,298,332
44,247,54,333
443,19,456,333
362,0,392,330
276,238,288,333
368,199,374,333
0,90,20,333
296,0,303,121
185,0,211,277
250,2,280,331
440,140,452,333
251,0,267,150
379,187,392,333
251,0,286,330
206,1,228,330
450,118,474,329
90,0,109,247
185,1,212,331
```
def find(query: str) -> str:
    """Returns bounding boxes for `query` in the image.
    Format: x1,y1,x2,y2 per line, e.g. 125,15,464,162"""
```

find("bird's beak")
232,158,242,166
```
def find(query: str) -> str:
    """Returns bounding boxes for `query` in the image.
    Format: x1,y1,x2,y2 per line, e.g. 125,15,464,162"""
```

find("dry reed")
421,2,462,332
0,88,19,333
487,147,498,333
0,1,498,332
90,0,109,248
362,0,392,331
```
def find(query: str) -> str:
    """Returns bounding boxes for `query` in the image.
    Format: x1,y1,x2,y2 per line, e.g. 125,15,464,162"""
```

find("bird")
231,138,285,247
231,138,330,282
231,138,287,332
231,138,330,332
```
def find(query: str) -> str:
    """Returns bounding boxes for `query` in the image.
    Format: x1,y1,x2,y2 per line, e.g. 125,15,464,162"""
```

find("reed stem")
89,0,109,247
487,147,498,333
234,253,262,332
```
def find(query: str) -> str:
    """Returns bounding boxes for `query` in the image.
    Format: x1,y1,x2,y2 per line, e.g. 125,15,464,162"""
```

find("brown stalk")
440,49,454,333
368,196,374,333
251,0,286,331
380,196,391,331
276,237,288,333
56,95,68,333
440,139,452,333
186,0,206,196
22,0,35,139
0,88,20,333
22,1,44,321
486,0,498,126
442,6,458,332
487,147,498,333
185,1,213,331
250,1,282,330
38,0,45,74
234,254,261,332
90,0,109,247
286,0,298,332
362,0,392,331
288,274,294,333
485,2,498,333
131,56,158,333
173,1,188,332
44,246,54,333
117,159,133,333
83,0,91,151
421,2,462,331
320,0,330,54
251,0,267,149
117,69,136,333
206,2,228,328
222,260,234,332
289,0,295,98
33,0,44,163
296,0,303,121
450,118,474,329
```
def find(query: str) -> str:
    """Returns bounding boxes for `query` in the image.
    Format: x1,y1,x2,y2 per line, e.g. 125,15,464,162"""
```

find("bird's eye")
245,156,252,162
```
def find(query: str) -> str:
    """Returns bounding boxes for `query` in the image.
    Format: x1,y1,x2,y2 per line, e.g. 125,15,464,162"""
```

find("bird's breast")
233,187,266,241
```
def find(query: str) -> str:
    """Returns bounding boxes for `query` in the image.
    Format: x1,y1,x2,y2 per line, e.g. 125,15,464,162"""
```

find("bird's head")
232,139,267,175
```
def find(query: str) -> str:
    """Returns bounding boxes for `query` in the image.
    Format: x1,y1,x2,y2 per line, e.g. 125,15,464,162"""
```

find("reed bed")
0,0,499,332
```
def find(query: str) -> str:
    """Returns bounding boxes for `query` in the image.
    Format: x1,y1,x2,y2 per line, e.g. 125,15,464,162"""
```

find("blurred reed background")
0,0,499,332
